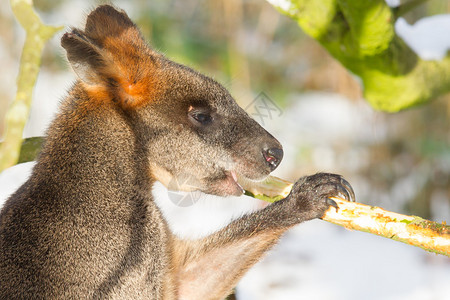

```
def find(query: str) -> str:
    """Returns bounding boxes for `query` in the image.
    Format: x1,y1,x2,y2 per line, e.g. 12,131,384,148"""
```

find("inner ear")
61,29,111,86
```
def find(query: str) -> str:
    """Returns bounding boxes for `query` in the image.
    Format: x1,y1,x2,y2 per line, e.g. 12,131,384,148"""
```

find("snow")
0,162,34,202
238,221,450,300
396,15,450,61
385,0,401,8
152,181,266,239
265,0,295,13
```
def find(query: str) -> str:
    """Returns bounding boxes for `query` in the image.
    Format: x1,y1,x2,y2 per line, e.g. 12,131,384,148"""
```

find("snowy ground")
1,1,450,299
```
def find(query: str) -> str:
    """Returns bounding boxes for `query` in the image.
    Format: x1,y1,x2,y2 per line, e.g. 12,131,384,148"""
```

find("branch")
0,136,44,165
0,0,62,172
324,197,450,257
266,0,450,112
393,0,430,20
243,176,450,257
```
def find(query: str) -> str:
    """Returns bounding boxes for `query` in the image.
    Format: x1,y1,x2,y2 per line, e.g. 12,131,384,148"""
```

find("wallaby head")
61,5,283,197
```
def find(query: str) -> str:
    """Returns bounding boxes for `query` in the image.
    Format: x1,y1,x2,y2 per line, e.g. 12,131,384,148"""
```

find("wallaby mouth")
214,144,283,197
228,170,242,190
220,170,245,196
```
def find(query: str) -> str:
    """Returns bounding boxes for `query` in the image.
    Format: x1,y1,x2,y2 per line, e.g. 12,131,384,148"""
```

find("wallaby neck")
30,85,153,204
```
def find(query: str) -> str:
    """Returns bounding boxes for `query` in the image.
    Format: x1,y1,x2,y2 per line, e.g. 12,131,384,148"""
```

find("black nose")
263,147,283,171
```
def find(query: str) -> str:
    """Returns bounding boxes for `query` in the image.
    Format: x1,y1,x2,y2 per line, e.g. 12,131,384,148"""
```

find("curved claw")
334,183,351,202
317,181,354,203
326,198,339,212
340,177,356,202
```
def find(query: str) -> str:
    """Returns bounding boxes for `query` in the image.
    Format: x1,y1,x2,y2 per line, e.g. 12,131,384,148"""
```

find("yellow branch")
0,0,62,172
243,175,450,257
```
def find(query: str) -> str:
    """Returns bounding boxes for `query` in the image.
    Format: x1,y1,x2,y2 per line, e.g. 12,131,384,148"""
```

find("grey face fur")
139,60,283,196
59,5,283,197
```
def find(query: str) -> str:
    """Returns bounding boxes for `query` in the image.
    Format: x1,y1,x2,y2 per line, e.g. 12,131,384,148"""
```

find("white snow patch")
396,15,450,61
152,181,266,239
237,221,450,300
385,0,400,7
0,162,34,208
265,0,294,13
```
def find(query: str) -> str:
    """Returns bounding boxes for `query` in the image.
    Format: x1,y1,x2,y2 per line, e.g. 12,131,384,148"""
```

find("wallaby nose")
263,147,283,171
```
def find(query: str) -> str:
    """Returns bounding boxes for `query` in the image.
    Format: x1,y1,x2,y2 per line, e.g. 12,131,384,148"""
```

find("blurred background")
0,0,449,299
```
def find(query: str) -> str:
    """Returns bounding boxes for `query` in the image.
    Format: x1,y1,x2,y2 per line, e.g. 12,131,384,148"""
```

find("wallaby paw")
286,173,355,221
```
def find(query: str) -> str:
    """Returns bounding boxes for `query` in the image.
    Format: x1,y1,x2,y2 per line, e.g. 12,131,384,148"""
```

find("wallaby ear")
61,29,111,86
83,5,139,44
61,5,160,109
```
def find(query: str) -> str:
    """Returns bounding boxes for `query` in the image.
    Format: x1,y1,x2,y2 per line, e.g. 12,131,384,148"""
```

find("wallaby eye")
188,107,213,126
192,112,212,124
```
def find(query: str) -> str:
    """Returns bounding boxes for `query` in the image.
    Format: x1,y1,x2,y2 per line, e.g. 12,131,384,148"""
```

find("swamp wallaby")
0,5,354,299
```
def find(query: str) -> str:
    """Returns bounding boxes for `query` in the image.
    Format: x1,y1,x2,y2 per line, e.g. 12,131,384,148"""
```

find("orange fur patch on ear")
82,73,163,109
119,77,157,109
95,34,163,109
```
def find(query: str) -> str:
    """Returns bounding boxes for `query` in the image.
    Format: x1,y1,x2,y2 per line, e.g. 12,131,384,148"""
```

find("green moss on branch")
266,0,450,112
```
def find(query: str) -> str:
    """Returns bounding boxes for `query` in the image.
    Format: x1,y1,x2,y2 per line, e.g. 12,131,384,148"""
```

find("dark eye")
188,108,213,126
192,112,212,124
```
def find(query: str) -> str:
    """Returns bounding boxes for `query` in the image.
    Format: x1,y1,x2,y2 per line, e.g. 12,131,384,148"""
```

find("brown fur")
0,5,354,299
